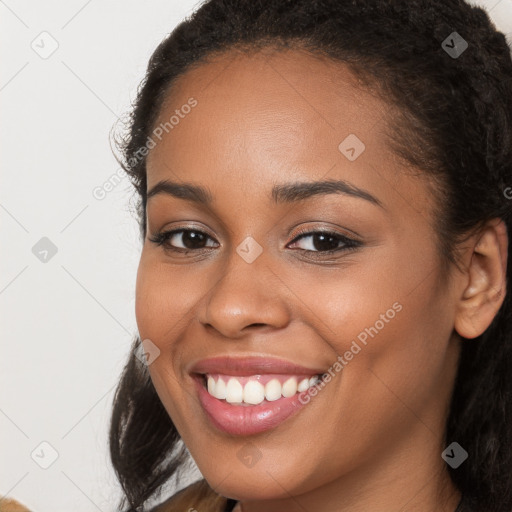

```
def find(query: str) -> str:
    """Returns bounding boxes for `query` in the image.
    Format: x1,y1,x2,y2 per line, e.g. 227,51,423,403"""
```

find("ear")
454,218,508,339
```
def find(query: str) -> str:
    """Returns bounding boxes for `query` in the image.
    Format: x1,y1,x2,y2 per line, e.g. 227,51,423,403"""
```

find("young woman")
109,1,512,511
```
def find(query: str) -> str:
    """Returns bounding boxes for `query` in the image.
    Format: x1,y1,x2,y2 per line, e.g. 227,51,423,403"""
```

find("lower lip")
194,376,312,436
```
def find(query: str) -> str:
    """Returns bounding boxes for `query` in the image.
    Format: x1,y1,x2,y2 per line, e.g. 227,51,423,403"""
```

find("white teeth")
265,379,282,401
243,380,265,405
207,376,216,395
309,376,320,387
225,378,243,403
297,378,310,392
282,377,297,397
213,377,227,399
206,374,321,404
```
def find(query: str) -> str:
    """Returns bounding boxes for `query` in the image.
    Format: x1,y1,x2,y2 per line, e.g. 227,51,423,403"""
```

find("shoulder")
150,479,229,512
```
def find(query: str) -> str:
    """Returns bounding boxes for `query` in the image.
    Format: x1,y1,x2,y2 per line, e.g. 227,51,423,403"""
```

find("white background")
1,1,511,511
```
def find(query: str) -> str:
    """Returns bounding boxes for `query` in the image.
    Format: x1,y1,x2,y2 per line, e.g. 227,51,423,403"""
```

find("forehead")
149,51,385,165
145,48,436,221
152,49,388,141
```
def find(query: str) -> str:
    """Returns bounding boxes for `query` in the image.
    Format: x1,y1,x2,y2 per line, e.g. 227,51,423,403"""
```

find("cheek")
324,268,455,444
134,256,194,430
366,283,456,396
274,254,403,358
134,254,193,341
289,243,453,413
135,276,161,341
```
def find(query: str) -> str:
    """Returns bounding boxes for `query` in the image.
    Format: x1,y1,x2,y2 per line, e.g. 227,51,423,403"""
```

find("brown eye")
149,229,218,251
288,230,359,254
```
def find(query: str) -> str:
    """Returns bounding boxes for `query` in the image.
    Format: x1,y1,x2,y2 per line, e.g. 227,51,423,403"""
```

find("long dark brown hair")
109,1,512,510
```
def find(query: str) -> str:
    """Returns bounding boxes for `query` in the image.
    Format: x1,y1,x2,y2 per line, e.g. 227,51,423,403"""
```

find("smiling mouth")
190,356,328,435
201,373,322,406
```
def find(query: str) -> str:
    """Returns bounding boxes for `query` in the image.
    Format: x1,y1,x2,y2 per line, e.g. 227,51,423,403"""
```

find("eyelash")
148,226,361,258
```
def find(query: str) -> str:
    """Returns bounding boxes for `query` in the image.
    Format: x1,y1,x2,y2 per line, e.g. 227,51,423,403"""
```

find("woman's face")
136,49,463,507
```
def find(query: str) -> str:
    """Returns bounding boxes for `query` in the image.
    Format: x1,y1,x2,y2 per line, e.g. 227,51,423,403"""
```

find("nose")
200,248,291,339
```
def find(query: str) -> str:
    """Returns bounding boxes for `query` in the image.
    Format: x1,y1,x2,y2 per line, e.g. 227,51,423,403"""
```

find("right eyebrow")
147,180,213,204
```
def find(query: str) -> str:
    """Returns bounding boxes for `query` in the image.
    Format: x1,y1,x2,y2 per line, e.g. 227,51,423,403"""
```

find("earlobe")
454,218,508,340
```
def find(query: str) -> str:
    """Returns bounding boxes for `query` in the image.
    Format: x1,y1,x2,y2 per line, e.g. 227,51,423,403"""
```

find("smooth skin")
135,48,508,512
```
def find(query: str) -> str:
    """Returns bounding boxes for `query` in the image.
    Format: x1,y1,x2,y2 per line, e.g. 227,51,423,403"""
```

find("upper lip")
190,356,324,376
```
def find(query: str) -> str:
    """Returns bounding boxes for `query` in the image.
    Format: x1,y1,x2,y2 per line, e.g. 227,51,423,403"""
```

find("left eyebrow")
271,179,383,208
146,178,383,209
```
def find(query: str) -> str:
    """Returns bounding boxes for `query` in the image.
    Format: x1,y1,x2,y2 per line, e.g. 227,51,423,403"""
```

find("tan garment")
0,498,31,512
0,481,232,512
152,478,231,512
